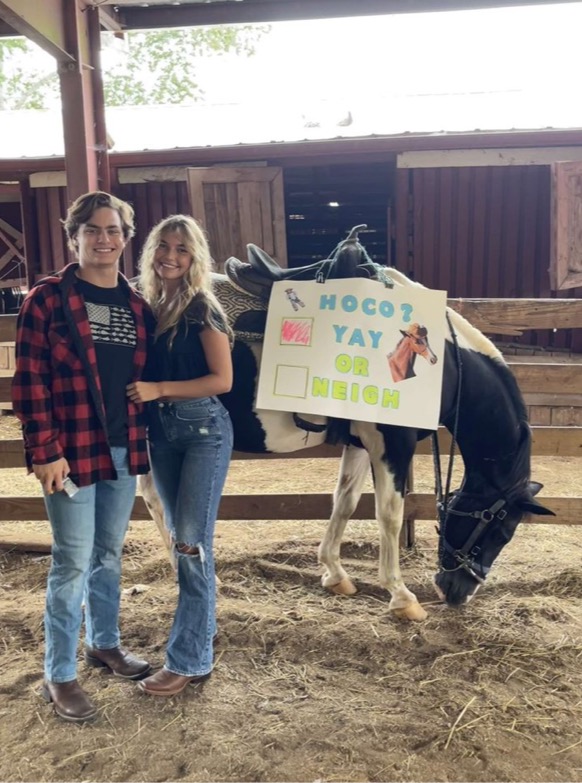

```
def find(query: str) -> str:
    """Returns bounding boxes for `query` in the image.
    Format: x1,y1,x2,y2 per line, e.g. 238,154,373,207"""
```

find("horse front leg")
318,444,370,596
372,461,427,621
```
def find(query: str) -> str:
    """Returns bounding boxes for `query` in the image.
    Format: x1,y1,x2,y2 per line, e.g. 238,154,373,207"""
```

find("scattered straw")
58,717,144,766
444,696,476,750
552,737,582,756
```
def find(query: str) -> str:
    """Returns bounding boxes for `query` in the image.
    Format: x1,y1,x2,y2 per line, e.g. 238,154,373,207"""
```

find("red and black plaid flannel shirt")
11,263,152,486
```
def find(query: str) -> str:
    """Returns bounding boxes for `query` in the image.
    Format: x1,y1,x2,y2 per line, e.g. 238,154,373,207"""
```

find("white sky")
189,3,581,104
3,2,582,156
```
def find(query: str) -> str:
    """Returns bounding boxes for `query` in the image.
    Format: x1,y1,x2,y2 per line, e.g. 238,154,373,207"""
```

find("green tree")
104,27,268,106
0,26,268,110
0,38,59,110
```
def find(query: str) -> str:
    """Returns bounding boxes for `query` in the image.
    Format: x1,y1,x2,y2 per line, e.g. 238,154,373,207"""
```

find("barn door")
187,166,287,272
550,160,582,291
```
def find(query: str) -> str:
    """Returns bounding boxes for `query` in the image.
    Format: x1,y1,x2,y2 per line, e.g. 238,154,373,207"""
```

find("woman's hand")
126,381,163,404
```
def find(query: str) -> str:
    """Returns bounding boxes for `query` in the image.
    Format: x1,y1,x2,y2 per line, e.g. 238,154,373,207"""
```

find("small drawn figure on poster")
285,288,305,312
387,322,438,383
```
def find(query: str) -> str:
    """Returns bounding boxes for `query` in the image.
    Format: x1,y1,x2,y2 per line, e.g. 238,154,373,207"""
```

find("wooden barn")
1,0,581,418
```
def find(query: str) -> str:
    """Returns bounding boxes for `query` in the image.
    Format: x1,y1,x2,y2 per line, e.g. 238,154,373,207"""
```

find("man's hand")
126,381,162,404
32,457,70,495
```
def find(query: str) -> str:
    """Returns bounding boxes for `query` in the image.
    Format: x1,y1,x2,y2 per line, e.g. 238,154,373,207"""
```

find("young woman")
12,191,152,723
126,215,233,697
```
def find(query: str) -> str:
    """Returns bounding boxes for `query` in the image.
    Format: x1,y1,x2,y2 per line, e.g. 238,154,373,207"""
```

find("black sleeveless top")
146,300,228,383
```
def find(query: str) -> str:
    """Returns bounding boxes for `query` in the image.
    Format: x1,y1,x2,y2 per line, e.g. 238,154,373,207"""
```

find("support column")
87,5,110,193
58,1,100,202
0,1,110,202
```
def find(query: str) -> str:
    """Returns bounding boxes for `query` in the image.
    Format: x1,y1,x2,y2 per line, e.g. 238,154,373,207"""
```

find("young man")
12,191,153,723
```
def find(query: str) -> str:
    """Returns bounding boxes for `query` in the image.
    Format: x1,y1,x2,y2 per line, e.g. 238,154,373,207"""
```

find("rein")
432,311,463,522
432,315,509,585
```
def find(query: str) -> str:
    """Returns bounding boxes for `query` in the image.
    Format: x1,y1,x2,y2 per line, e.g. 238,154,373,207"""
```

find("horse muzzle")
433,571,481,606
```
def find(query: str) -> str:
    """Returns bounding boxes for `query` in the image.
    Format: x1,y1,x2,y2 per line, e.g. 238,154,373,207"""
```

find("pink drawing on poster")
281,319,312,345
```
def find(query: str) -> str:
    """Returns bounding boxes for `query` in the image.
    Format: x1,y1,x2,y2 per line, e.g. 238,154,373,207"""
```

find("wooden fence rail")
1,297,581,530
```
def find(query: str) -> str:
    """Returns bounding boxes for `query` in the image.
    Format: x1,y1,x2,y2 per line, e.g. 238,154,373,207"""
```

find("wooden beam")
0,493,578,524
6,129,582,181
524,392,582,408
19,179,37,291
58,2,100,201
1,425,581,470
0,227,24,266
2,299,582,343
510,363,582,395
0,538,51,554
448,298,582,334
117,0,582,29
0,18,18,36
5,365,575,404
0,0,74,61
0,315,16,341
98,5,123,34
0,440,23,469
0,277,25,290
414,426,582,458
87,5,110,192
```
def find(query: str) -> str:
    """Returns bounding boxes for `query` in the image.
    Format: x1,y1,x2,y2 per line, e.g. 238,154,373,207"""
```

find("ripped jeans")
148,397,233,676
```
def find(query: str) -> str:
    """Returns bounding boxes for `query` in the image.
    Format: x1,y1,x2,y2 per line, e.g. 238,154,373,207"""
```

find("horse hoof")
393,602,427,621
328,578,357,596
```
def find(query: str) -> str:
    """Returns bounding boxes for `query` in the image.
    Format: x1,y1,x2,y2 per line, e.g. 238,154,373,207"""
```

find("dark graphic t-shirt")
77,278,136,447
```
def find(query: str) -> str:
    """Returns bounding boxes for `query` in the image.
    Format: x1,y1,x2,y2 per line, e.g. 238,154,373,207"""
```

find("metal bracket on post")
58,60,81,75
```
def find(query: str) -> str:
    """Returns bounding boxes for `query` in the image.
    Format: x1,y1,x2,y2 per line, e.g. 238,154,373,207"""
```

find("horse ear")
519,498,556,516
400,330,409,338
518,483,555,516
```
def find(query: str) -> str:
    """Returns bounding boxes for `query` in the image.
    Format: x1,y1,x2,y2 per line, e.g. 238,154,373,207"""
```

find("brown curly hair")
62,191,135,251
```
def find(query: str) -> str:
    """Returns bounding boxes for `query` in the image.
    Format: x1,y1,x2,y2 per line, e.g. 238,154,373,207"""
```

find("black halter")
437,493,508,584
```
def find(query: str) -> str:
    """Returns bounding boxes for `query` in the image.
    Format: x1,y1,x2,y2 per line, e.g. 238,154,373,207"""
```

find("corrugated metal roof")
2,89,582,160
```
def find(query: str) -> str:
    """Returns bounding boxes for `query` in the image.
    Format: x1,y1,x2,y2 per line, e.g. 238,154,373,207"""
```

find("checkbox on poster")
280,318,313,346
274,365,309,398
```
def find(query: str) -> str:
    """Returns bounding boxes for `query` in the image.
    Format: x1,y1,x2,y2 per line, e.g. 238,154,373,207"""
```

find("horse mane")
489,359,529,425
384,268,504,362
386,334,407,359
384,266,528,414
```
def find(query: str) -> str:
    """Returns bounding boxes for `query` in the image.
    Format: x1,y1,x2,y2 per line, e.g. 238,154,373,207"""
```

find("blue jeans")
148,397,233,677
43,447,137,683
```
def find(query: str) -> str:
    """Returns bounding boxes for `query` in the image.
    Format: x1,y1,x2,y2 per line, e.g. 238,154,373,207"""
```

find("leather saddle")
224,244,331,300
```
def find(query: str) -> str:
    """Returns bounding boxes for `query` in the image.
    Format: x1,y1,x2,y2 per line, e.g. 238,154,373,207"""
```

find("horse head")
434,421,555,606
399,323,438,365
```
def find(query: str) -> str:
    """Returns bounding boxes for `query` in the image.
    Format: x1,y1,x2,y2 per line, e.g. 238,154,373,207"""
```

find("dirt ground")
1,413,582,783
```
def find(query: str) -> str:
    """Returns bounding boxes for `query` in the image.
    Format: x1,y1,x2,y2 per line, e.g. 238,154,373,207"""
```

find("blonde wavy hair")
138,214,231,345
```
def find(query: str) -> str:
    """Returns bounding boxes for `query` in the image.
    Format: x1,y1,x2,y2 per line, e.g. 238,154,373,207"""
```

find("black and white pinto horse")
139,229,554,619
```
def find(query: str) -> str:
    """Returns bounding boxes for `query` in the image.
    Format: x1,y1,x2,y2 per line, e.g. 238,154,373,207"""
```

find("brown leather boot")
41,679,97,723
84,646,151,680
138,668,211,697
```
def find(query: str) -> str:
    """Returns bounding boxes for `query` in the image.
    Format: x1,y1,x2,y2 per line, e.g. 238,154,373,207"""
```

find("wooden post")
400,461,416,548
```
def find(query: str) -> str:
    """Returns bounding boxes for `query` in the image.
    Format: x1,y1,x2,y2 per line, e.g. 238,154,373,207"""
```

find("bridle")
432,313,508,586
436,492,508,584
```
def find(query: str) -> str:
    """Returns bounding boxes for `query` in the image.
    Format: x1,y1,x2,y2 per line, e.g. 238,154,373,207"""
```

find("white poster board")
256,277,447,430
